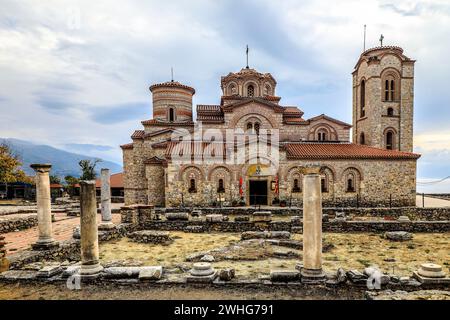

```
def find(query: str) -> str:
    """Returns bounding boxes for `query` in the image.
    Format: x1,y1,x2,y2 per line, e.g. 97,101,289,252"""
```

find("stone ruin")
0,162,449,297
128,230,174,245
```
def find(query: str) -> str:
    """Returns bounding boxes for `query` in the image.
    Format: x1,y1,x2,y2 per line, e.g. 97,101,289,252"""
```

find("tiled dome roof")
149,81,195,94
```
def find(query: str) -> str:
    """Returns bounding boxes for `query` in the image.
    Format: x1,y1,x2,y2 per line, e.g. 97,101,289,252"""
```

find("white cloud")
0,0,449,182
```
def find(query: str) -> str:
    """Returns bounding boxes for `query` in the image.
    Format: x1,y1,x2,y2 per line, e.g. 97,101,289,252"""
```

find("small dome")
149,81,195,94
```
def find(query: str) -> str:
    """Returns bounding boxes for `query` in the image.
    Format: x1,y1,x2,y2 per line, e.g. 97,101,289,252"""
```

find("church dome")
220,67,277,98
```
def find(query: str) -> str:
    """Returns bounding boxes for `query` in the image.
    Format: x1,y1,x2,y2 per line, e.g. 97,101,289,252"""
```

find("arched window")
317,129,328,141
217,179,225,193
169,107,175,122
321,178,328,193
247,122,253,132
360,80,366,117
247,85,254,97
383,75,397,101
229,84,237,95
254,123,260,136
346,176,355,192
292,178,300,193
188,179,197,193
387,107,394,116
360,132,365,145
386,131,394,150
390,80,395,101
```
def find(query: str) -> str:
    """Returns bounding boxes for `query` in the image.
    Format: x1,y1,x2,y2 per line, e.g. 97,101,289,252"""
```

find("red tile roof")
165,141,227,160
285,143,421,160
141,119,195,126
120,143,134,150
95,172,123,188
197,105,224,123
149,81,195,94
307,114,352,127
283,117,308,124
131,130,145,139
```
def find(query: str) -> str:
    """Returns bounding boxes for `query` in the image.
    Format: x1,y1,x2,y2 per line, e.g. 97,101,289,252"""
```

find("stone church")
121,46,420,208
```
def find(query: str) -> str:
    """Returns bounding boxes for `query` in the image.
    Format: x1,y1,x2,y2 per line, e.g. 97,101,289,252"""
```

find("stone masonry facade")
121,46,420,208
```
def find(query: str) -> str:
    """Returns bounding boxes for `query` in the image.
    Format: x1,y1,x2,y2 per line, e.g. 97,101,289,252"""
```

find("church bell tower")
352,45,416,152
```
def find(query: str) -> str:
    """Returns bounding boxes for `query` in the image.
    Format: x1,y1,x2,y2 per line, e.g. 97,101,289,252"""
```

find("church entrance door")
249,180,268,205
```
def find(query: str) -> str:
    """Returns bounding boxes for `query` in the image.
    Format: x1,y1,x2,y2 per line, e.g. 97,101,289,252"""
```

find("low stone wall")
6,240,80,270
6,223,134,270
0,216,38,233
163,207,450,221
141,220,450,233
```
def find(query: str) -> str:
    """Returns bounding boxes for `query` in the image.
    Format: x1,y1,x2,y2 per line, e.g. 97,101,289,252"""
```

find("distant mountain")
1,138,122,179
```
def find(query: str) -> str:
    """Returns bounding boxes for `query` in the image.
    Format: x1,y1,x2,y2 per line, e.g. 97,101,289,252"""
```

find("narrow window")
390,80,395,101
360,80,366,117
386,131,394,150
387,107,394,116
385,80,390,101
321,178,328,193
347,178,355,192
169,108,175,122
247,85,254,97
217,179,225,193
317,130,327,141
360,132,365,145
247,122,253,132
254,123,260,136
292,179,300,193
189,179,197,193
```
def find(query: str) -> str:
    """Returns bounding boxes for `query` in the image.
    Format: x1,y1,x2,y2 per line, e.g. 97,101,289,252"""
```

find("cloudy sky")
0,0,449,192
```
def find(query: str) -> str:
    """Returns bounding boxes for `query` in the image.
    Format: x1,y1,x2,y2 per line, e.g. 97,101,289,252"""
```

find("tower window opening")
387,107,394,116
360,132,365,145
247,122,253,132
360,80,366,117
169,107,175,122
247,85,255,97
390,80,395,101
386,131,394,150
385,80,390,101
384,77,396,102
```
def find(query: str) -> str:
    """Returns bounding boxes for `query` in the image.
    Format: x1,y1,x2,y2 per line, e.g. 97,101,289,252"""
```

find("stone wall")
163,157,417,207
141,220,450,233
162,207,450,221
5,223,134,270
0,216,38,233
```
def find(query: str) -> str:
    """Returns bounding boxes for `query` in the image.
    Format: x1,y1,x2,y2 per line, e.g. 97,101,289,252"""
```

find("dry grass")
99,231,450,278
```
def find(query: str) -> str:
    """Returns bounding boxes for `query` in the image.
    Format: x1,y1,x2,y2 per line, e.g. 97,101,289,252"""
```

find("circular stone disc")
420,263,442,272
193,262,212,270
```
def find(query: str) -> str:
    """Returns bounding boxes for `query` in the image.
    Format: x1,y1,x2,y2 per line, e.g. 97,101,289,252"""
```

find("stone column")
30,164,58,250
301,165,325,281
98,168,115,230
79,181,103,276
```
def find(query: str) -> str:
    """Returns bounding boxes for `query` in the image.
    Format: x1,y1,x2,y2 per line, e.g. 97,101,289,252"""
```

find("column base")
98,222,116,230
301,268,326,283
31,239,59,251
80,263,103,277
